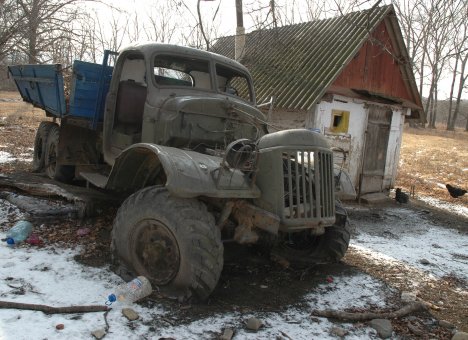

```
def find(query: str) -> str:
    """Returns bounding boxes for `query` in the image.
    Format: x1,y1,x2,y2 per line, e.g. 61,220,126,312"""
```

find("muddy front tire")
272,203,350,267
111,187,224,300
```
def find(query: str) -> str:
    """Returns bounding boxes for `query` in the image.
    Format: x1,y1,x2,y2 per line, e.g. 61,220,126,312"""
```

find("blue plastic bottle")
5,220,33,245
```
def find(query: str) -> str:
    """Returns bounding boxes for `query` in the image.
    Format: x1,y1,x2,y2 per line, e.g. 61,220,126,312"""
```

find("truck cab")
102,44,267,166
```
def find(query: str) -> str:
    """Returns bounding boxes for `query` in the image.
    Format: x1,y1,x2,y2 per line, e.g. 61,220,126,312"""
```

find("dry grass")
396,127,468,208
0,91,51,173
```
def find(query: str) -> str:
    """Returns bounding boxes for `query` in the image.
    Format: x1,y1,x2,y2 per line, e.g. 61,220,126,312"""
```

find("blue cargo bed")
8,51,116,129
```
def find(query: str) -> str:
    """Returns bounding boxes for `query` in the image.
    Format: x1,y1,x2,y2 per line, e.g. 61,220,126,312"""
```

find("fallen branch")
311,302,426,321
0,300,109,314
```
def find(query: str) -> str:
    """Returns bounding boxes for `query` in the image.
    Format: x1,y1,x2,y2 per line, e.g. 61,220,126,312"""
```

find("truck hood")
160,95,268,128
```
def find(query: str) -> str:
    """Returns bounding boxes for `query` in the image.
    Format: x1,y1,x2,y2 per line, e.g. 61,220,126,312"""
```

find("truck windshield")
216,64,253,103
153,55,211,89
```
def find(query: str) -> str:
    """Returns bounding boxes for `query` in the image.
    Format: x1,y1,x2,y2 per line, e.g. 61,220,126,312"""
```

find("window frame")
150,52,214,91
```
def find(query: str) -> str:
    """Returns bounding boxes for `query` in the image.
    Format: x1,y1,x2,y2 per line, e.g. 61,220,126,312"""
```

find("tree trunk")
446,55,459,130
425,91,433,128
27,0,40,64
430,82,438,128
451,54,468,130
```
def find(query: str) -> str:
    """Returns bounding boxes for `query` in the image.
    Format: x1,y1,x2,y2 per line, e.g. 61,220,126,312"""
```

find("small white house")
212,5,423,200
310,95,409,197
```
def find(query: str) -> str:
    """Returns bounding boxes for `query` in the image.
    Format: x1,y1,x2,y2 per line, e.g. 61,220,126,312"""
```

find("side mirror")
256,95,276,121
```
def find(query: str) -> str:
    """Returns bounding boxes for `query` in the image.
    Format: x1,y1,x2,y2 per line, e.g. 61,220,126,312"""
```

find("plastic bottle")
4,220,33,246
106,276,152,306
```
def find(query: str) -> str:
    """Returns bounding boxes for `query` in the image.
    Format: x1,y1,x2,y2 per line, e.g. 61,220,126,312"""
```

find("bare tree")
446,2,468,130
170,0,220,50
394,0,464,128
14,0,88,64
0,0,26,60
144,3,178,43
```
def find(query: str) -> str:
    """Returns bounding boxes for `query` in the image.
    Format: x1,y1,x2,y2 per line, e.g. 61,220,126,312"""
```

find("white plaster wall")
309,94,408,192
383,108,408,189
310,95,368,188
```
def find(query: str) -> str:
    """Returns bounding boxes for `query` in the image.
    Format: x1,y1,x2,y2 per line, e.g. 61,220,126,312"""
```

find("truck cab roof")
119,43,251,75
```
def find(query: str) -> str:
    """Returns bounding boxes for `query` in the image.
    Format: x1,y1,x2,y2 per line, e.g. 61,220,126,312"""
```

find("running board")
80,171,108,188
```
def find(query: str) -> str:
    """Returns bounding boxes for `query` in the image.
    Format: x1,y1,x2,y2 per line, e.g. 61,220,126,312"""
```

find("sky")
79,0,466,100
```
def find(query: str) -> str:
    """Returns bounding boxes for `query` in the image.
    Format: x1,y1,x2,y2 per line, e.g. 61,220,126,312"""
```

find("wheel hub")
133,220,180,285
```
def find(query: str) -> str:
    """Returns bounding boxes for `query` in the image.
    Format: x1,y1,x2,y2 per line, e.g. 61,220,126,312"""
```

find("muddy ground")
0,174,466,338
1,91,468,338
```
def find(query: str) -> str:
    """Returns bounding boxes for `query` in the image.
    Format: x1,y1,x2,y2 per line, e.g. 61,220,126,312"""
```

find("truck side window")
153,55,210,89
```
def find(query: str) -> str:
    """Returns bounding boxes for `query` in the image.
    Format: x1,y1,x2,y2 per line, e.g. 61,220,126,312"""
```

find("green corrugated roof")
211,5,421,111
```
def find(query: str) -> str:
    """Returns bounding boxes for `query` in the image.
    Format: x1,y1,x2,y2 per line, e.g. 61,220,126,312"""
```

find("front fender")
106,143,260,198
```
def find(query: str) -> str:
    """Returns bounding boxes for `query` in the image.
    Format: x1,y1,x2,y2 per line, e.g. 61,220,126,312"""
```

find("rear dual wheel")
44,124,74,182
32,122,55,172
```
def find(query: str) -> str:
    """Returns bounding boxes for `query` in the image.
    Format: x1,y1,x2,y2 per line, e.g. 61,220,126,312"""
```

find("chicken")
446,184,467,198
395,188,409,204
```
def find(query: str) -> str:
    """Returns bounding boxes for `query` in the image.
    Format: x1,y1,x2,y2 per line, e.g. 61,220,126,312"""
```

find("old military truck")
9,43,350,299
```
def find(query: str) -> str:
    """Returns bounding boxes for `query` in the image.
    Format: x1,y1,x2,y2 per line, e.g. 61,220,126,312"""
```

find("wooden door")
360,105,392,194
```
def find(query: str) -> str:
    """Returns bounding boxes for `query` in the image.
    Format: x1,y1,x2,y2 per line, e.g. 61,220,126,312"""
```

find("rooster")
446,184,467,198
395,188,409,204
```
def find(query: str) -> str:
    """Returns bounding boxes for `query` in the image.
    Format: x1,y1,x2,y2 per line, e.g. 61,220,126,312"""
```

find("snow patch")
0,151,15,164
418,195,468,218
354,226,468,280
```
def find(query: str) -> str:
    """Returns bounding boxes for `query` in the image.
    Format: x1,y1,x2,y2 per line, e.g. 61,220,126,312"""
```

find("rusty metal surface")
232,200,280,234
106,143,261,198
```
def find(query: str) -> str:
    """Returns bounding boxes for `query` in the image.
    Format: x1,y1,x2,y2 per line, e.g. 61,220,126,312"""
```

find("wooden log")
0,300,109,314
311,302,426,321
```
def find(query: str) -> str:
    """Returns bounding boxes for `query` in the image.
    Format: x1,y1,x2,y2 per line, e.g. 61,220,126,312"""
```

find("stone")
407,322,424,336
452,332,468,340
246,317,262,331
401,291,417,303
330,326,348,337
55,324,64,330
438,320,455,329
369,319,393,339
419,258,430,265
91,329,106,339
122,308,139,321
220,328,234,340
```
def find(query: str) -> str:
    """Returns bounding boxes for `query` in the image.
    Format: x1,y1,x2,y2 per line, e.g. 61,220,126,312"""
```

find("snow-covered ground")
1,192,467,338
0,233,393,340
0,151,16,164
0,149,33,164
418,195,468,219
350,206,468,281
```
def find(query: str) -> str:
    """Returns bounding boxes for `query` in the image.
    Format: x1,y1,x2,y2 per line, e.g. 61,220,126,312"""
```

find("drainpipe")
235,0,245,61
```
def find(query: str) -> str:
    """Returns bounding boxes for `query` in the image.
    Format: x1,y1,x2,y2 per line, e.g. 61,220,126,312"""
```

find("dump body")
8,50,116,128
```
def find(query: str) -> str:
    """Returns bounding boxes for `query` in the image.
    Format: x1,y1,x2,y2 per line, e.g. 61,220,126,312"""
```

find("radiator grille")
282,150,334,221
